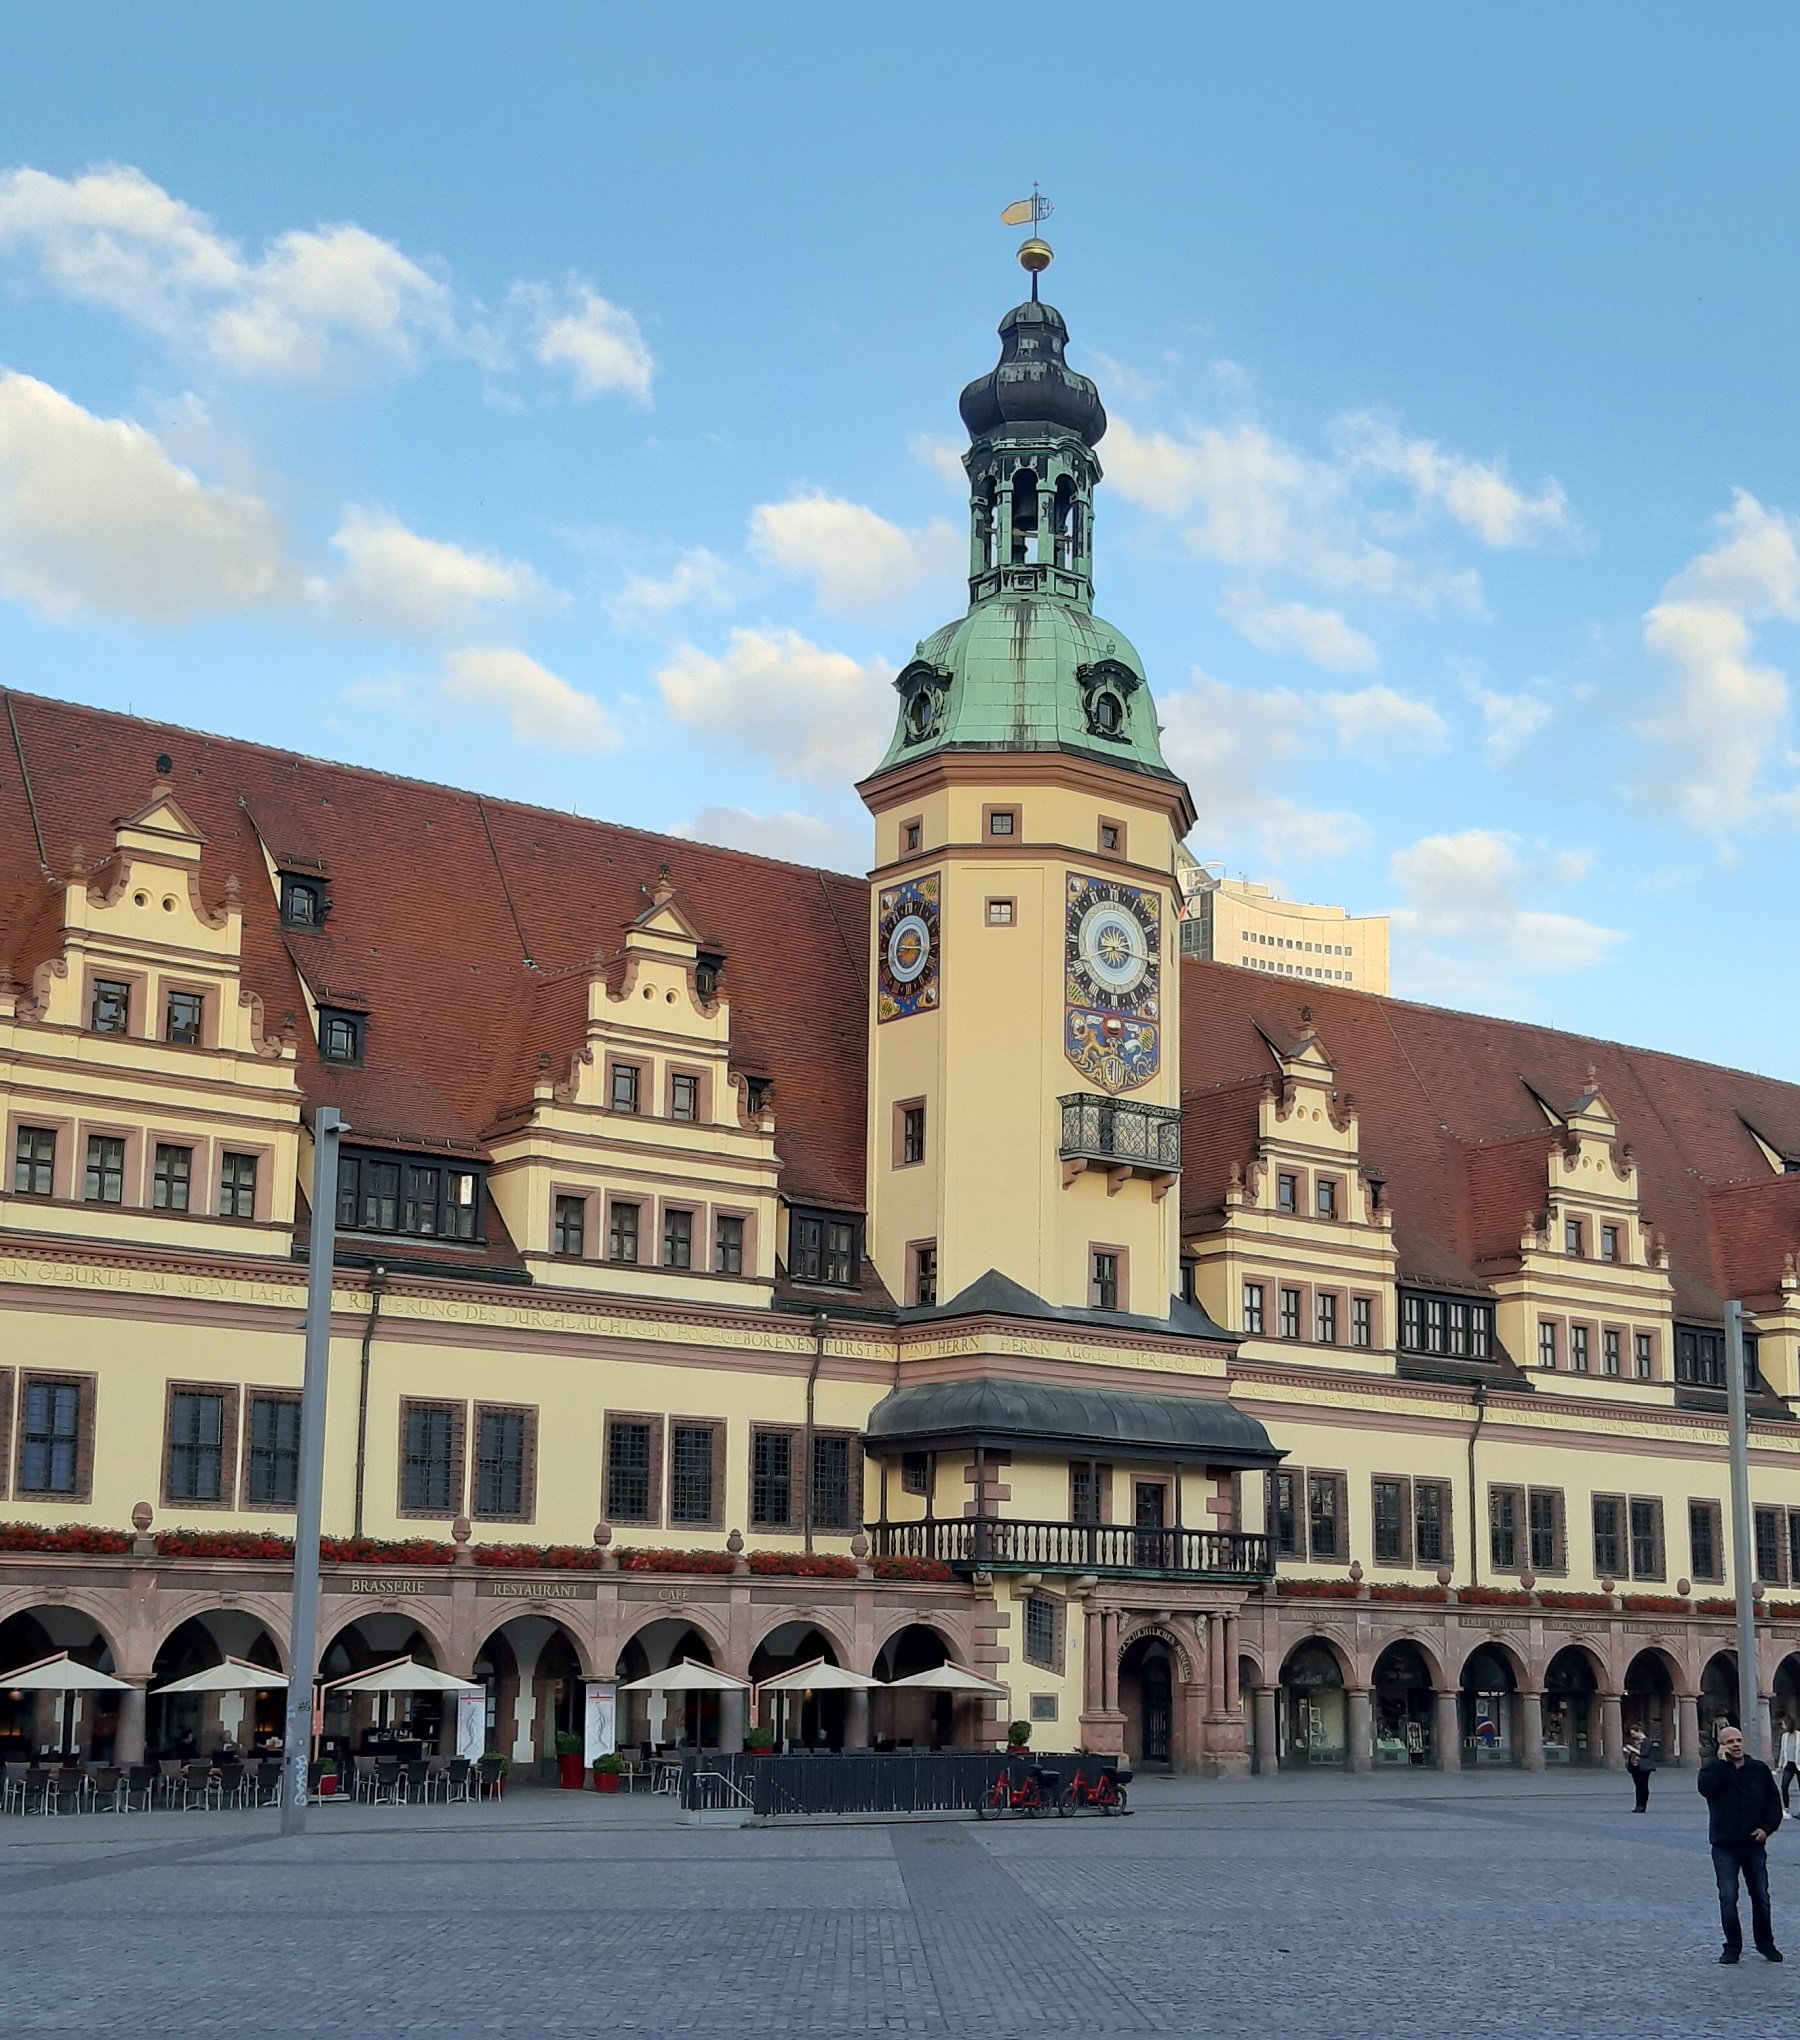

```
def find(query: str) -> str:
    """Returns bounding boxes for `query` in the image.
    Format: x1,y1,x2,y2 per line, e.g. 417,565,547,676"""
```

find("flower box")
0,1522,133,1555
870,1555,955,1582
745,1552,858,1578
616,1548,738,1575
472,1544,605,1571
320,1536,455,1566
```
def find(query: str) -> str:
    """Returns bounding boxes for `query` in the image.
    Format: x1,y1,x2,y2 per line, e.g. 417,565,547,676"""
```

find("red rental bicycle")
978,1763,1061,1818
1058,1762,1130,1815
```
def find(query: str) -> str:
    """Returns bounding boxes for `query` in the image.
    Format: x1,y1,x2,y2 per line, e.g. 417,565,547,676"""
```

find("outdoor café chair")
156,1759,184,1808
351,1754,379,1803
2,1761,31,1815
87,1766,124,1813
212,1760,246,1809
373,1756,403,1806
420,1756,450,1802
44,1769,86,1816
443,1757,472,1802
401,1759,431,1804
181,1761,217,1812
122,1765,158,1812
476,1756,506,1800
252,1760,282,1807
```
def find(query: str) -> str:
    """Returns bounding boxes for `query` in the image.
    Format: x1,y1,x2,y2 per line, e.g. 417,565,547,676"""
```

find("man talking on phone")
1699,1724,1784,1963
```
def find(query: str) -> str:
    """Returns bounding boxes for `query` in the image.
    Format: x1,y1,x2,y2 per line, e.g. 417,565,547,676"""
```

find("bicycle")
977,1763,1061,1818
1058,1762,1130,1815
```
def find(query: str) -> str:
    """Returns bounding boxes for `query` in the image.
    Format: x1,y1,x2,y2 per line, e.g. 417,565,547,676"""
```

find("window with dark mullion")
402,1405,456,1513
1755,1506,1785,1587
475,1409,526,1518
90,979,130,1034
1629,1496,1663,1580
1593,1495,1625,1577
1688,1498,1721,1583
152,1143,192,1211
1268,1469,1302,1558
1528,1488,1563,1572
663,1208,693,1269
714,1214,744,1274
752,1428,793,1528
553,1195,586,1258
165,991,204,1046
21,1381,80,1493
1372,1478,1407,1563
1307,1473,1343,1559
220,1151,258,1219
669,1425,716,1526
13,1125,55,1196
606,1420,654,1522
246,1397,300,1506
809,1434,852,1531
84,1135,125,1204
1489,1486,1521,1571
1415,1481,1448,1565
167,1391,225,1502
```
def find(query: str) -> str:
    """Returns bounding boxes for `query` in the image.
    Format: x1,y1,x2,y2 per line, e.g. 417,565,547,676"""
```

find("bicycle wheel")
1057,1785,1076,1816
978,1785,1004,1820
1105,1785,1127,1816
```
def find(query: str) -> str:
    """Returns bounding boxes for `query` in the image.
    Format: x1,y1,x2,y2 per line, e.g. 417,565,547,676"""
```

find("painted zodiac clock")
1064,871,1160,1091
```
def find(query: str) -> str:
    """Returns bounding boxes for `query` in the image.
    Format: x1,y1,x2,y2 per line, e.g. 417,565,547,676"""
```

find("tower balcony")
1058,1092,1182,1197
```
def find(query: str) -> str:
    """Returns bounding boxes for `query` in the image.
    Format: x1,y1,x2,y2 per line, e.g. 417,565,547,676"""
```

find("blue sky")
2,6,1799,1072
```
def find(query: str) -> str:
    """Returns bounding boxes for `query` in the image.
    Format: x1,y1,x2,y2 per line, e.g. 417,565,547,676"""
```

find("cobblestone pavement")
2,1769,1795,2037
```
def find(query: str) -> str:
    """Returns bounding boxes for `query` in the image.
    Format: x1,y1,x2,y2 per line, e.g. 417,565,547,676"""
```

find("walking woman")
1626,1725,1656,1812
1778,1719,1800,1810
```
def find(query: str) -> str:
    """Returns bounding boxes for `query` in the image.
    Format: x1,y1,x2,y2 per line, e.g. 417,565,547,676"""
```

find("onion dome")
958,300,1107,448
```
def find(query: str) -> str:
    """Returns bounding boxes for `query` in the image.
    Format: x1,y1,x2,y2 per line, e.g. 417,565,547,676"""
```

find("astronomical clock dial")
1064,870,1161,1092
876,873,942,1023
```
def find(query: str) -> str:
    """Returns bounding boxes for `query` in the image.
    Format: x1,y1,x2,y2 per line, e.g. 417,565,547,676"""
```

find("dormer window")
744,1076,771,1117
319,1010,364,1065
281,876,327,929
610,1063,640,1113
91,979,130,1035
789,1209,860,1288
165,991,204,1046
670,1072,699,1122
694,953,725,1002
336,1149,482,1242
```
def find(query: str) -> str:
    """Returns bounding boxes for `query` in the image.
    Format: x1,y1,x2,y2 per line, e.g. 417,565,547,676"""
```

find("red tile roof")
8,687,1800,1325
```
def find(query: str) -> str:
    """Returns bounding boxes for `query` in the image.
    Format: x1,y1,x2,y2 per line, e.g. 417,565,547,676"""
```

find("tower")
859,249,1197,1323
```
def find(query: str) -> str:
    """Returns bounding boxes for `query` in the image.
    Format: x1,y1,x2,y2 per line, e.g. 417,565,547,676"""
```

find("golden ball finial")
1017,237,1053,275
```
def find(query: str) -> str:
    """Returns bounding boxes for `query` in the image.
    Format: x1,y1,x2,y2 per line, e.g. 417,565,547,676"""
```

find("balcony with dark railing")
871,1516,1271,1582
1058,1092,1183,1194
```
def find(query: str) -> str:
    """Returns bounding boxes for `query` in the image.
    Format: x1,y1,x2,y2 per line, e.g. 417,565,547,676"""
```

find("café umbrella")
151,1656,288,1696
753,1658,881,1694
0,1651,133,1692
883,1663,1009,1695
325,1657,482,1694
615,1659,749,1694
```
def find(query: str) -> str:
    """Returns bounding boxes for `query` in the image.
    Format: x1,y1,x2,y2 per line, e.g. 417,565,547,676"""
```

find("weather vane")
1000,183,1054,297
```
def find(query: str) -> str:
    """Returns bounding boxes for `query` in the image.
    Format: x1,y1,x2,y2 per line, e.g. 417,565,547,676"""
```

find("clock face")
1065,870,1161,1092
876,873,941,1023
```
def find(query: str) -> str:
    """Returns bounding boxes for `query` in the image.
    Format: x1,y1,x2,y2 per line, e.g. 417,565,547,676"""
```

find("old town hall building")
5,263,1800,1780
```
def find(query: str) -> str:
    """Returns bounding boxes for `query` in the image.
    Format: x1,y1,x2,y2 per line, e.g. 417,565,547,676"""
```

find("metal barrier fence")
679,1750,1045,1816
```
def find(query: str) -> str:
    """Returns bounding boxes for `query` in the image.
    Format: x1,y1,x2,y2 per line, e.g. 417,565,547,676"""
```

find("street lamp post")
1724,1299,1764,1762
282,1106,346,1836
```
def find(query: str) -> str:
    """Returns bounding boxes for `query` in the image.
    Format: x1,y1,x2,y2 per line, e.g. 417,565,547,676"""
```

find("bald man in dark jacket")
1699,1725,1784,1962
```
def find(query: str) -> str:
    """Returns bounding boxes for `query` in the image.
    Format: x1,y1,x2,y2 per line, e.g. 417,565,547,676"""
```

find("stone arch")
1368,1637,1441,1767
1460,1638,1524,1767
145,1592,293,1675
1119,1618,1194,1685
319,1597,455,1670
613,1617,723,1753
749,1604,856,1675
1540,1643,1605,1766
1772,1652,1800,1742
317,1611,453,1765
1278,1634,1352,1769
0,1598,126,1760
144,1613,287,1760
1457,1633,1528,1687
1700,1648,1740,1748
1624,1644,1681,1759
472,1606,599,1680
478,1613,593,1763
871,1622,964,1752
1366,1631,1447,1691
614,1605,730,1676
0,1591,127,1674
871,1607,971,1669
751,1621,849,1751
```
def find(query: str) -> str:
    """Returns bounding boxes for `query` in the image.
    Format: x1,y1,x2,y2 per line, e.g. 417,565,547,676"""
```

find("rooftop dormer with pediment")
0,780,300,1256
1182,1009,1399,1373
482,878,781,1299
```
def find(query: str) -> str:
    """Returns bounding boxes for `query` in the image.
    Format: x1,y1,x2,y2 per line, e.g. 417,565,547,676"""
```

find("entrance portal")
1371,1642,1433,1765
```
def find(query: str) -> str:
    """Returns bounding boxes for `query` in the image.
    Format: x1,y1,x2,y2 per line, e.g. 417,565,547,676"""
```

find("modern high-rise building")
1178,854,1391,996
2,252,1798,1781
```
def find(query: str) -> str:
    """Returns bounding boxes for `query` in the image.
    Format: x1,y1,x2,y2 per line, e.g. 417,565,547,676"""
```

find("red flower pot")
594,1770,620,1793
558,1753,585,1789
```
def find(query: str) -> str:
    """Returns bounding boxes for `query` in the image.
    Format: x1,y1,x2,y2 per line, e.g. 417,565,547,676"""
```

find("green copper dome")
871,599,1176,778
867,290,1182,790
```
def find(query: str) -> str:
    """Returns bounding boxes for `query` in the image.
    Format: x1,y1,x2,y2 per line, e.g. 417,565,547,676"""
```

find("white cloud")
1217,588,1378,671
439,647,620,753
1333,413,1572,548
0,370,285,622
1634,491,1800,840
0,164,452,380
1318,684,1448,756
1158,672,1369,867
606,548,734,629
529,283,655,405
673,804,870,872
1461,677,1555,765
908,433,966,493
749,494,961,615
1104,415,1482,615
1388,829,1623,996
656,627,892,782
320,508,545,637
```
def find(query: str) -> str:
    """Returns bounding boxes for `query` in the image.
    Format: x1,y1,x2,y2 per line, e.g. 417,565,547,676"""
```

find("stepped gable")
0,689,872,1214
1180,958,1800,1321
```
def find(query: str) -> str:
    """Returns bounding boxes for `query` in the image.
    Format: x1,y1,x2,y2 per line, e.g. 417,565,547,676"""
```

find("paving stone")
0,1771,1793,2036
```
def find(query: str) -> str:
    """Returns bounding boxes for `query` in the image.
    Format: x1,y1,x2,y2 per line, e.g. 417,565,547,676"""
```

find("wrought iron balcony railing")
1058,1093,1182,1186
872,1516,1271,1581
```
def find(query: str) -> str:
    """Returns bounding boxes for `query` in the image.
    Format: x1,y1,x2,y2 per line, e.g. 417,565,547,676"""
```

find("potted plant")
592,1752,625,1794
743,1726,776,1754
1007,1720,1032,1753
554,1730,586,1789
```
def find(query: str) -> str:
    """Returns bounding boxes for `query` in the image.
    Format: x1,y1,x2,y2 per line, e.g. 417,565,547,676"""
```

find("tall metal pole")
282,1106,346,1835
1725,1299,1764,1761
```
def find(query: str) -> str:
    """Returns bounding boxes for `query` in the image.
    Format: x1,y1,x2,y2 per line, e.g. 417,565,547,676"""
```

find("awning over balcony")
863,1376,1281,1468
